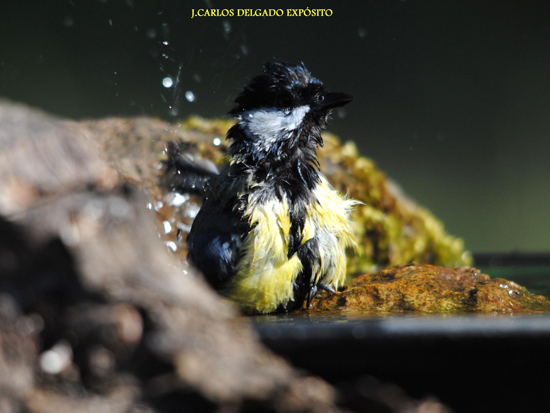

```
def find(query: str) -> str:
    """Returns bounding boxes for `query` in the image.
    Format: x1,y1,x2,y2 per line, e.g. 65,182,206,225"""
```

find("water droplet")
162,41,169,45
184,203,200,219
358,27,367,38
163,221,172,234
146,202,153,210
162,76,173,88
146,28,157,39
165,241,177,252
240,44,249,55
222,20,231,35
169,107,179,117
213,137,222,146
167,192,189,207
185,91,195,102
154,201,164,211
40,341,73,375
63,16,74,27
109,19,113,26
193,73,202,83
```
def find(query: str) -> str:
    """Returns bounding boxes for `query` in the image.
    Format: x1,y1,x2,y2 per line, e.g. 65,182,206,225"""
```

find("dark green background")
1,0,549,253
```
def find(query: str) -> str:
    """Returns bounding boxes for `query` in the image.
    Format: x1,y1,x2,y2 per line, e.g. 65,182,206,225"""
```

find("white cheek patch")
243,106,310,152
247,105,310,136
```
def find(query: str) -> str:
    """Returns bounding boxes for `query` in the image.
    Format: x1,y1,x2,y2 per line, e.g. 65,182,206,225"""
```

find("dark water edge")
476,252,550,299
253,314,550,413
251,254,550,412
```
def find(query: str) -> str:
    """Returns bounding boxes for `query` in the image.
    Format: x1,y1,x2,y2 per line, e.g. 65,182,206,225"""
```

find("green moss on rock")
313,264,550,313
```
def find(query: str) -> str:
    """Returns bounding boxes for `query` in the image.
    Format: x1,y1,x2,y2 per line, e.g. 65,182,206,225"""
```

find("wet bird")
187,61,358,313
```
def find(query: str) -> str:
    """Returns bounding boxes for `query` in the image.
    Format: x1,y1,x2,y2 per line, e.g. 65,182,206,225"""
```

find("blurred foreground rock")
0,100,335,412
313,263,550,313
0,99,452,412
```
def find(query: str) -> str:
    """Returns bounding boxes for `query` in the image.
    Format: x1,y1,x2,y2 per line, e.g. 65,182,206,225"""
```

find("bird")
186,61,358,314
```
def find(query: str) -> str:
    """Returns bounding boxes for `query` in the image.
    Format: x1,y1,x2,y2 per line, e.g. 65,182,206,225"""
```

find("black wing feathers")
187,201,249,289
164,141,219,196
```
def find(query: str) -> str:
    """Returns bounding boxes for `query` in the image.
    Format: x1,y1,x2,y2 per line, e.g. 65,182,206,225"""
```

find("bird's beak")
320,92,353,110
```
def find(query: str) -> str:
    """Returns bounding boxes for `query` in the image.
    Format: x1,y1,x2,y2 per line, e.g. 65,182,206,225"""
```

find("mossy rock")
312,264,550,313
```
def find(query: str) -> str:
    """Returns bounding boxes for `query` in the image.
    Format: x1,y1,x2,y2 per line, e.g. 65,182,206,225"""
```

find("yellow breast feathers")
227,176,358,313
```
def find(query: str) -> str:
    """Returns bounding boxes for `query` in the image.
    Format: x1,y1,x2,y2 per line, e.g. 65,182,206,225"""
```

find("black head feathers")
229,62,327,116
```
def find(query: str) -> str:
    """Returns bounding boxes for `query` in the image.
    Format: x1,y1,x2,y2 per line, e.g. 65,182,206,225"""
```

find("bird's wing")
187,199,249,290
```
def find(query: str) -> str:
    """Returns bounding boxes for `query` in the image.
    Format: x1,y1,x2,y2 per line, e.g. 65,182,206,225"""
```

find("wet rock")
312,263,550,313
78,116,227,266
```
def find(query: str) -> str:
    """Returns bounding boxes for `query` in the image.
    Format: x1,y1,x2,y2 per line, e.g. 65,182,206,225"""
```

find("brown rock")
0,100,118,215
313,263,550,313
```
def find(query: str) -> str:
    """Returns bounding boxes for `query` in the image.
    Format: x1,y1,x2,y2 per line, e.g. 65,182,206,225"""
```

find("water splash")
185,91,195,102
166,192,189,207
63,16,74,27
223,20,232,35
165,241,177,252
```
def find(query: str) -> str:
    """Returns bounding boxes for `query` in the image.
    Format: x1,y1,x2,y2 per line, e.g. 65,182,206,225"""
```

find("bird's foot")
306,283,336,308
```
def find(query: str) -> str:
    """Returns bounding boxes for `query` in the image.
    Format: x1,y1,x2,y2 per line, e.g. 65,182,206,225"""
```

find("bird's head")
227,62,352,161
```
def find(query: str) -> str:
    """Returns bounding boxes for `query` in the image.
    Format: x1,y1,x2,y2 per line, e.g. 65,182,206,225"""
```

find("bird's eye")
315,94,324,103
276,94,293,108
